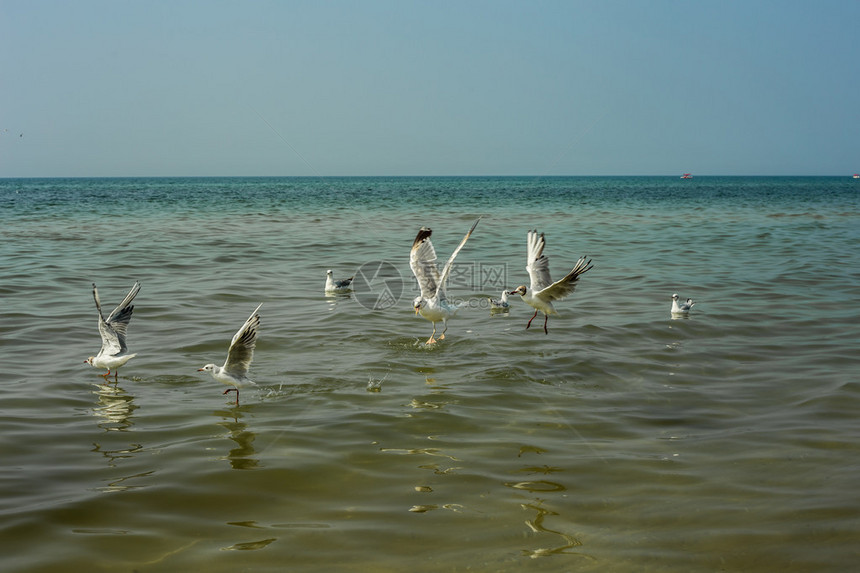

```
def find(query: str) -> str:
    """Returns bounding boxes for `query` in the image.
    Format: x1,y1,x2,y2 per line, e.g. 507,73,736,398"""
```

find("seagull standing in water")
410,218,481,344
85,281,141,380
325,269,354,294
198,303,262,405
509,230,592,334
671,293,695,315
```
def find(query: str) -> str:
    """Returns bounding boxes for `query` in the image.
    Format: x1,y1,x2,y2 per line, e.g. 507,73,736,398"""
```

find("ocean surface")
1,176,858,572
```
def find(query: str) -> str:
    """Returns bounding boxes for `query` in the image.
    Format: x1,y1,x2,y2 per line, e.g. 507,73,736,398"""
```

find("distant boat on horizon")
853,173,859,179
680,173,693,179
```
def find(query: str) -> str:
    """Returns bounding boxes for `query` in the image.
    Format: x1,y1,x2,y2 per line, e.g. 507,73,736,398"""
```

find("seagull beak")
414,307,420,315
197,368,205,372
507,290,518,295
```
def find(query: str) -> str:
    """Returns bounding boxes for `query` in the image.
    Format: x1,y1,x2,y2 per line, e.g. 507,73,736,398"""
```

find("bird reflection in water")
91,441,144,467
90,441,153,492
215,409,260,470
520,500,593,561
91,382,137,432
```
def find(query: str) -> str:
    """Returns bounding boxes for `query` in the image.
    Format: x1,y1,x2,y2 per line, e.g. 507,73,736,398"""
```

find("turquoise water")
1,176,859,571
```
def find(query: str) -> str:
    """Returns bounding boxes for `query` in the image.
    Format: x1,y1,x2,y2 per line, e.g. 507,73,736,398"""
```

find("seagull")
85,281,141,380
671,293,695,314
410,218,481,344
198,303,262,405
489,290,511,310
509,230,592,334
325,269,354,294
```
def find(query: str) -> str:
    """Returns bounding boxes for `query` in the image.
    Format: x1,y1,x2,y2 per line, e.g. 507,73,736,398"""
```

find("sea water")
1,176,858,571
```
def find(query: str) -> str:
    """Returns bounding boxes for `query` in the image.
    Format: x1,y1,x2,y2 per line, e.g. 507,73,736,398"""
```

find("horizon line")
1,173,857,180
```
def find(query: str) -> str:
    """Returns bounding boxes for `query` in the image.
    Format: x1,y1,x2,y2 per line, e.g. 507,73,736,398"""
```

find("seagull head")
326,270,333,277
672,293,680,301
413,296,426,314
509,286,527,297
198,364,216,373
84,357,95,365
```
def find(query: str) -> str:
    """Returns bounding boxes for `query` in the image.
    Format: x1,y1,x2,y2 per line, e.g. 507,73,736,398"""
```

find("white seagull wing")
533,256,593,303
93,281,140,356
105,281,140,349
223,303,262,379
410,227,441,300
526,230,553,292
96,316,122,357
436,217,481,299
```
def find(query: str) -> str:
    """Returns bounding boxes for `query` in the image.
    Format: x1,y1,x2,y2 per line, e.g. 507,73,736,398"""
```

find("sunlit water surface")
1,176,859,572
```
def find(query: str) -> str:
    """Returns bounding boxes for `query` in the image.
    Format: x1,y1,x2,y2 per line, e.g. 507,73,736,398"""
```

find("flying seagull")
410,218,481,344
509,230,592,334
198,303,262,405
85,281,141,380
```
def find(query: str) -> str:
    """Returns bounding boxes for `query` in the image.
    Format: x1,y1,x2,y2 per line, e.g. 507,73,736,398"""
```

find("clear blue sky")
1,0,858,177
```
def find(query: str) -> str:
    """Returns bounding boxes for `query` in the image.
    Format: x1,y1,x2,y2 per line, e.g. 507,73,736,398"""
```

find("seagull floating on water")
85,281,141,380
325,269,354,294
198,303,262,405
509,230,592,334
489,290,511,310
671,293,695,315
410,218,481,344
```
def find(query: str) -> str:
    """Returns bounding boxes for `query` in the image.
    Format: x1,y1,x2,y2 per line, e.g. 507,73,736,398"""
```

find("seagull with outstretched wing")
198,303,262,405
85,281,141,379
410,218,480,344
509,230,592,334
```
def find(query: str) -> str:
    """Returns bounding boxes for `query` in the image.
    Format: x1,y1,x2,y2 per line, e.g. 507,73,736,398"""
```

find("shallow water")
1,176,859,571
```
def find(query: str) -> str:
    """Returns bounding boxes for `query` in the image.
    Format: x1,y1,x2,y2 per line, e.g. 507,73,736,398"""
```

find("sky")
1,0,858,177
